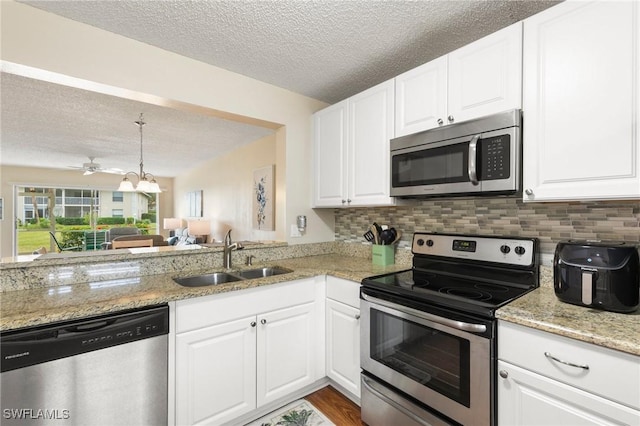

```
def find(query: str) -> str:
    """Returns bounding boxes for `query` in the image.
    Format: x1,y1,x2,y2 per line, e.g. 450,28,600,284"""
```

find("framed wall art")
253,165,274,231
186,190,203,218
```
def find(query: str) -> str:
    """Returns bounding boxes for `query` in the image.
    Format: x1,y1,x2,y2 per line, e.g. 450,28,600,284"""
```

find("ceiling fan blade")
83,169,95,176
99,168,125,175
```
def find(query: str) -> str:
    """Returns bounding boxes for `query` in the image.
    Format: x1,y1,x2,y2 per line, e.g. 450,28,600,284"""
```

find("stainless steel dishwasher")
1,304,169,426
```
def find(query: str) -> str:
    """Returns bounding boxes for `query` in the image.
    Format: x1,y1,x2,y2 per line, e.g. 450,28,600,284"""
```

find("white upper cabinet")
395,56,447,136
313,80,395,207
522,0,640,201
394,22,522,137
313,100,348,207
448,22,523,124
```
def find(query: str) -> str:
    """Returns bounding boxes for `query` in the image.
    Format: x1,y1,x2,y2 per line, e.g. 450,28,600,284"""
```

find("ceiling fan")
69,157,125,175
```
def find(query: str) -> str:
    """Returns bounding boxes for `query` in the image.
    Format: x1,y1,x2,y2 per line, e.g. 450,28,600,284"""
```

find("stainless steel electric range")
360,232,539,426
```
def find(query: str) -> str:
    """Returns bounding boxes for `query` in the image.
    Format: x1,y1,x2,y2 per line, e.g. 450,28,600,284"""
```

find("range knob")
416,239,425,246
426,239,434,247
514,246,526,255
500,245,511,254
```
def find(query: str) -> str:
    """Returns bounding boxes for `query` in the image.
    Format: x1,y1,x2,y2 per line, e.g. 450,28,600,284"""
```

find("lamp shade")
187,220,211,238
163,218,181,230
117,179,135,192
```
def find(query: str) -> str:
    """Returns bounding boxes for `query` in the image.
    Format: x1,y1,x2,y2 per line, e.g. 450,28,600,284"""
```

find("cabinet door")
395,56,447,136
348,79,395,206
256,302,318,407
175,316,257,425
326,298,361,398
313,100,348,207
448,22,522,124
498,361,640,425
522,1,640,201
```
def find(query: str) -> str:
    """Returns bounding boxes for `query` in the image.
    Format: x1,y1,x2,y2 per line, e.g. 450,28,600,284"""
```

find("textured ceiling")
0,73,274,177
4,0,559,177
20,0,559,104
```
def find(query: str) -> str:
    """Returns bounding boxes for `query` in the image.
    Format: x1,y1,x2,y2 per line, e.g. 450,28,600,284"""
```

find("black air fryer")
554,241,640,313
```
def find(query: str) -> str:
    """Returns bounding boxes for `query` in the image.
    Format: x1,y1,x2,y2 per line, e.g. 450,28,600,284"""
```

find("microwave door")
390,137,481,197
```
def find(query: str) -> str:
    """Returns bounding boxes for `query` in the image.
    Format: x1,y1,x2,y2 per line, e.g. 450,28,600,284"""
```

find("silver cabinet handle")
468,134,480,185
448,115,454,122
437,118,444,125
355,314,361,320
261,318,267,325
544,352,589,370
347,199,351,203
250,321,256,327
525,189,534,196
361,376,431,426
341,199,346,204
499,370,509,379
362,293,487,333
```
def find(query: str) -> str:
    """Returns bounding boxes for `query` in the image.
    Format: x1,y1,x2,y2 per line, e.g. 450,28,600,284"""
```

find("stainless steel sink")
174,272,243,287
235,267,293,279
174,266,292,287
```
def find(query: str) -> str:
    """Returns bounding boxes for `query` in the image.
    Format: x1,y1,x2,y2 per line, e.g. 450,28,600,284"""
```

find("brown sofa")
107,234,168,248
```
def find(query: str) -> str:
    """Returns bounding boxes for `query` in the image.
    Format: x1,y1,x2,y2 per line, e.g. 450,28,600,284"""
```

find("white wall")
174,134,280,243
0,0,335,257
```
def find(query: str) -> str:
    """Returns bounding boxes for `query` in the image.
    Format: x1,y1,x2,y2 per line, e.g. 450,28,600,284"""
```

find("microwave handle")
468,134,480,185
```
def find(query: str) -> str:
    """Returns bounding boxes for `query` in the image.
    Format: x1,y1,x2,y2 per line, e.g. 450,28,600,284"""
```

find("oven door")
360,292,492,426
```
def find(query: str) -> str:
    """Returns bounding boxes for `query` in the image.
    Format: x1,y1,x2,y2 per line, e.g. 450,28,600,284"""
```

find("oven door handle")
362,293,487,333
361,376,432,426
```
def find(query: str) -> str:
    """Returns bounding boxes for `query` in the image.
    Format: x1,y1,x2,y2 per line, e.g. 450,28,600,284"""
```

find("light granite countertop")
0,253,410,332
1,249,638,358
497,267,640,356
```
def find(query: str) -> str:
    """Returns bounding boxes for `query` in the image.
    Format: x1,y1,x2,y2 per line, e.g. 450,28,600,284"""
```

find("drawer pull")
544,352,589,370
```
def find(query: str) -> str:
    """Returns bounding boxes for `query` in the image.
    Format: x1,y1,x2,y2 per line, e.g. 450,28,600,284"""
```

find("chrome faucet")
223,229,238,268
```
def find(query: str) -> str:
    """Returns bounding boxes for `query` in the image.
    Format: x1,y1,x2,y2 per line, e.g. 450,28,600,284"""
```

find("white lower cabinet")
325,276,361,399
257,302,317,407
175,278,323,425
498,321,640,426
176,316,257,425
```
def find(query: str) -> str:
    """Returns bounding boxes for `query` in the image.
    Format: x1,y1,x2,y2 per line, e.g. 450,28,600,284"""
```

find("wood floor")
305,386,365,425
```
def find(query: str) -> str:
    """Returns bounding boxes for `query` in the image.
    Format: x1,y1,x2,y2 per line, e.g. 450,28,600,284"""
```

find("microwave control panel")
480,135,510,180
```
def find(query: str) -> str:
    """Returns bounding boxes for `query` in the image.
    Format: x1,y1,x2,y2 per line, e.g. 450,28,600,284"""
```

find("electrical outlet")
290,224,302,238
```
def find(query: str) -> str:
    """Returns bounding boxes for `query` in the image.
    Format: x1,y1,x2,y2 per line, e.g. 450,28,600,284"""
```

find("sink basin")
235,267,293,279
174,272,242,287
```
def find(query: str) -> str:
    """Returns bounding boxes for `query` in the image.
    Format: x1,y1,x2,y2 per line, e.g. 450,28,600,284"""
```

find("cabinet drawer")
499,321,640,410
326,276,360,308
176,278,316,333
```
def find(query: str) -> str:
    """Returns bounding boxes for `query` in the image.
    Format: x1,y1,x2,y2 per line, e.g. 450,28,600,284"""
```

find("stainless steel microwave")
390,109,522,198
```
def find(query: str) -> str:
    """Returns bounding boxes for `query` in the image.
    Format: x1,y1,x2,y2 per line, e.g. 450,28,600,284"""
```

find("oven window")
391,142,469,187
370,308,471,406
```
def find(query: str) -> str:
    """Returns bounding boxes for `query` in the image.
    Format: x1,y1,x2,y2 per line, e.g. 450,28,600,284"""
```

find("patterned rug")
246,399,336,426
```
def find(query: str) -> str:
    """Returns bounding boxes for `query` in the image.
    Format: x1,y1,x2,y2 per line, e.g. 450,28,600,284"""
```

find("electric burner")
362,232,540,318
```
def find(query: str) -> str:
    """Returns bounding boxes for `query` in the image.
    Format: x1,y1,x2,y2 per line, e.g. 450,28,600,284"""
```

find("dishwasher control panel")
1,304,169,372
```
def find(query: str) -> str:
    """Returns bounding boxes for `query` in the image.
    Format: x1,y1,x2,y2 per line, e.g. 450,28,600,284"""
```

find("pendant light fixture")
117,113,161,193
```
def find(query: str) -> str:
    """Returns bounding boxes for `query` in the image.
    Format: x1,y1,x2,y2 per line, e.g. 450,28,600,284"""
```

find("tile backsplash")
334,197,640,255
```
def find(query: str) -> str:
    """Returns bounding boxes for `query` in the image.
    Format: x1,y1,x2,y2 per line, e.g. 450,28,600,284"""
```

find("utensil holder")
372,245,394,266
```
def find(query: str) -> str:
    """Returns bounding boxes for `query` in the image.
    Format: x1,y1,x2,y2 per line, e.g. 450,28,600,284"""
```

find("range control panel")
412,232,536,267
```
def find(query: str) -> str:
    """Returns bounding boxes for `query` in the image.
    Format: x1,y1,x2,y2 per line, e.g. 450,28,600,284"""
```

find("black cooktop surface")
362,268,537,318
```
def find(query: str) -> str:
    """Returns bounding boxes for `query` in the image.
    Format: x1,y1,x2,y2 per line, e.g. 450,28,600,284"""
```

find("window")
14,185,158,256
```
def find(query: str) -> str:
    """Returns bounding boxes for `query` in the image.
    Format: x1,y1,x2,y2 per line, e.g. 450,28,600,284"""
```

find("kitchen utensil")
391,230,402,245
370,224,381,245
363,229,375,243
373,223,383,244
380,229,395,245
